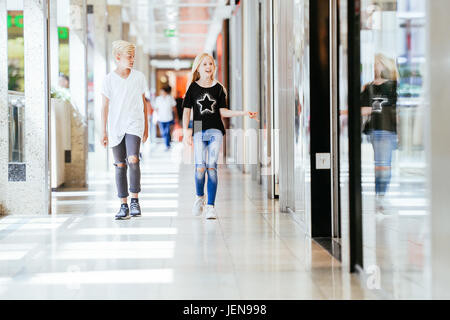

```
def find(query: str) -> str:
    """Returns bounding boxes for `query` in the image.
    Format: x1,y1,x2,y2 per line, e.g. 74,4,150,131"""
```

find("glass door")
330,0,342,246
358,0,430,298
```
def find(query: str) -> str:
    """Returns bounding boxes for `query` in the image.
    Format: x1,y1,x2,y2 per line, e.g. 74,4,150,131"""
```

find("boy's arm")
143,94,149,143
101,94,109,147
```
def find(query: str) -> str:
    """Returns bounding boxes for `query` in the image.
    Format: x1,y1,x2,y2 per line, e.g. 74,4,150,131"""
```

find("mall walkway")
0,143,377,300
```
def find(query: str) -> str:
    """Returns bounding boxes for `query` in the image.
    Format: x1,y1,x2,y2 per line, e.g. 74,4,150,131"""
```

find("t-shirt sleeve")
101,76,111,99
218,85,228,109
171,96,177,107
182,85,193,109
141,74,148,95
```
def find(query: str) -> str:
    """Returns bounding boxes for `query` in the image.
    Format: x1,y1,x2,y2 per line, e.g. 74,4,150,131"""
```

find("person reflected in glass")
361,53,398,212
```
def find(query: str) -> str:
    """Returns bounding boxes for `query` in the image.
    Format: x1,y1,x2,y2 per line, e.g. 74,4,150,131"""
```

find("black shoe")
130,199,142,217
115,204,130,220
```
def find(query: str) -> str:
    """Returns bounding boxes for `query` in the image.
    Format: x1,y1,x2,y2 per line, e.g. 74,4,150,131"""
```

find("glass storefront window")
359,0,430,298
7,0,25,163
293,0,311,222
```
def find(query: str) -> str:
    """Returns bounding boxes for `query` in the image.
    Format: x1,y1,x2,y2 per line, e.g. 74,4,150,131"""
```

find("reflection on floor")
0,142,381,300
361,142,431,299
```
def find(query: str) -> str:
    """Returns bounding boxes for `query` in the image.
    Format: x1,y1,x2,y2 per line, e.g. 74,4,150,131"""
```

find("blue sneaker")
115,204,130,220
130,199,142,217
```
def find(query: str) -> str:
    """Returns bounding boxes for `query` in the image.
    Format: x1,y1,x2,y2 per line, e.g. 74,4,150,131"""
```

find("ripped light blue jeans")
194,129,223,206
370,130,398,195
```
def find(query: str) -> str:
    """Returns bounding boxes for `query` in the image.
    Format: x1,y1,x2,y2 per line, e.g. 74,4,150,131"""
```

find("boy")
101,40,148,220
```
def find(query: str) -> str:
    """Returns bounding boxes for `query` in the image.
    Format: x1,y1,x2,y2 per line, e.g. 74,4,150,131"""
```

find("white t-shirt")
153,95,176,123
101,69,147,148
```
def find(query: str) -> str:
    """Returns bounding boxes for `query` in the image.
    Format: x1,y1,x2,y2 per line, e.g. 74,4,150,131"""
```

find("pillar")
242,0,260,179
107,5,122,72
273,0,295,211
142,53,150,84
49,0,59,87
1,0,51,215
0,1,7,214
89,0,108,172
136,43,145,74
429,0,450,299
66,0,88,187
122,22,129,41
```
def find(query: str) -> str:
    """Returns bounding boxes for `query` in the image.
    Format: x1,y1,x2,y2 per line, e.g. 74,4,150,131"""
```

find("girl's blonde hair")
188,53,227,97
375,53,399,81
112,40,136,57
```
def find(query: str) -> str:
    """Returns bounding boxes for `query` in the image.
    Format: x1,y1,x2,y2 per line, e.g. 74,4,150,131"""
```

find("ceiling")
121,0,234,59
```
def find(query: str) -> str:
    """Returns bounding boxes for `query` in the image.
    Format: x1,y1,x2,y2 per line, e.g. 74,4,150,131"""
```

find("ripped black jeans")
112,134,141,198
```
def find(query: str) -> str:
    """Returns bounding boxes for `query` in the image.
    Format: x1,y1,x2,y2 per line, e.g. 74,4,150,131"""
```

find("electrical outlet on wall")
316,153,331,170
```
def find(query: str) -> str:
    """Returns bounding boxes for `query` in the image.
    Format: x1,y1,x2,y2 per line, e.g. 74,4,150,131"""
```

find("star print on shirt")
197,94,217,115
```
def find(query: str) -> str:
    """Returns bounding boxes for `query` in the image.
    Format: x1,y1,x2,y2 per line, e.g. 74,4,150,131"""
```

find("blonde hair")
112,40,135,57
188,53,227,97
375,53,399,81
190,53,215,84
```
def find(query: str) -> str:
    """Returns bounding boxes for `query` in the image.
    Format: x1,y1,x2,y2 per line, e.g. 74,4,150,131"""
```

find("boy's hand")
101,134,108,148
142,131,148,144
248,111,259,121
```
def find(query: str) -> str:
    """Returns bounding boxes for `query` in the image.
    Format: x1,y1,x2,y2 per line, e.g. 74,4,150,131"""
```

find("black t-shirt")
182,82,227,135
360,80,398,133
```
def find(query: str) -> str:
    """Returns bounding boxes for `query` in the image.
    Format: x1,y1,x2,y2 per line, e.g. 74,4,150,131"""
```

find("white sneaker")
205,205,217,220
192,197,205,216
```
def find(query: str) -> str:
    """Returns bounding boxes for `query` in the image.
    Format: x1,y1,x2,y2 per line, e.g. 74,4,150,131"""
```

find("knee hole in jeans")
197,168,206,174
128,155,139,164
207,168,217,177
115,162,127,168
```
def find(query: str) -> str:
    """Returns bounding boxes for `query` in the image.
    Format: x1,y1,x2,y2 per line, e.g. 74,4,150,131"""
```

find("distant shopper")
182,53,258,219
153,85,178,150
361,53,398,212
101,40,148,220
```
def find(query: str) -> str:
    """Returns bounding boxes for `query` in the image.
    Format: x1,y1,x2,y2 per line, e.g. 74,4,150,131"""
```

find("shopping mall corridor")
0,142,378,300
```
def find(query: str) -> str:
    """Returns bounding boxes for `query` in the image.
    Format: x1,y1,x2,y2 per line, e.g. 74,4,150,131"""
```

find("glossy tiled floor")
360,142,431,299
0,143,379,300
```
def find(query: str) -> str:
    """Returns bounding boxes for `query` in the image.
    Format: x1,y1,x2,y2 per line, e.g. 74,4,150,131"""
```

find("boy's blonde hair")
112,40,135,57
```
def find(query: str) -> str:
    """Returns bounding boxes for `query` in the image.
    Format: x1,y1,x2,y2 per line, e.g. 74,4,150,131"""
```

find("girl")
182,53,258,219
361,53,398,212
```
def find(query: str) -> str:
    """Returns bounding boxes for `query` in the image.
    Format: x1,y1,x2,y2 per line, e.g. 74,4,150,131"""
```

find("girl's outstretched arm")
220,109,258,120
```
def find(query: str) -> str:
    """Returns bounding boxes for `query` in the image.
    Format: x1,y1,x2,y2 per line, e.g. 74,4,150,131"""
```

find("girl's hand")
183,134,193,146
248,111,259,121
101,134,108,148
